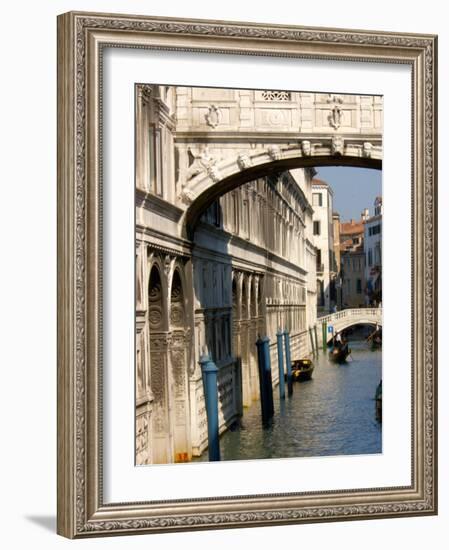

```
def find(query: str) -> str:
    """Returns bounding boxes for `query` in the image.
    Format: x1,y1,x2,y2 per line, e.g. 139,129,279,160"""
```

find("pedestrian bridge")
316,308,382,343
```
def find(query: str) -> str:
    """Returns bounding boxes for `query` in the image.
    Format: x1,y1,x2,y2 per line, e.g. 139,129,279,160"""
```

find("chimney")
361,208,369,221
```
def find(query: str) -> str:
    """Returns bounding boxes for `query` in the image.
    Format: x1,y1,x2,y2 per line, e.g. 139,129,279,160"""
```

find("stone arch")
147,255,169,330
317,309,382,343
148,264,165,333
169,267,186,328
169,259,194,363
182,152,382,238
327,319,382,342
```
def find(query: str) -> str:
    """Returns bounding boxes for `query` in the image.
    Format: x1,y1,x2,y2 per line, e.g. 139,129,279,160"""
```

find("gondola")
367,326,382,350
375,380,382,422
370,333,382,350
291,359,314,381
329,343,351,363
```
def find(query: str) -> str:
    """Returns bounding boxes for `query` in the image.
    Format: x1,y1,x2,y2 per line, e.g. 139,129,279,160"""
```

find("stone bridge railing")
316,308,382,343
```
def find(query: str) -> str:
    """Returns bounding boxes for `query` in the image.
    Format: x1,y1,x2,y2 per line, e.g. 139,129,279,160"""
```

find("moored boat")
375,380,382,422
291,359,314,381
370,333,382,350
367,326,382,350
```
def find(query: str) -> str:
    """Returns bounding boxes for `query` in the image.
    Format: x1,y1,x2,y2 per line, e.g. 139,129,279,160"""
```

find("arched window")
148,265,163,331
170,270,184,329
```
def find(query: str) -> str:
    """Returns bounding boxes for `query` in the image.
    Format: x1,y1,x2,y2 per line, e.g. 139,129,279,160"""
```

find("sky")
315,166,382,222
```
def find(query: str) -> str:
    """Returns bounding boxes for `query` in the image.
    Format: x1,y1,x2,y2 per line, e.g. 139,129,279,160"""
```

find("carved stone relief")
205,104,222,128
136,412,150,464
261,90,291,101
363,142,373,158
148,266,164,331
267,144,281,161
171,348,186,398
331,136,344,156
237,152,252,170
329,104,342,129
138,84,153,106
184,145,220,181
301,140,311,156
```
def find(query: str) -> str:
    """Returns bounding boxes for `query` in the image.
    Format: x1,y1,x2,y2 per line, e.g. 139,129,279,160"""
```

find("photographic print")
135,85,383,465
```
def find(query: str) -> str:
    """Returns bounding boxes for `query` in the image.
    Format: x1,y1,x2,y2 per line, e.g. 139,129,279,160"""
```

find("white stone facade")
342,250,366,308
364,197,383,305
311,180,336,314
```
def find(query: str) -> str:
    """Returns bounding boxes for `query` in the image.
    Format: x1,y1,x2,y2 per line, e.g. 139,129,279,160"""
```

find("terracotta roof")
340,239,364,254
340,219,365,235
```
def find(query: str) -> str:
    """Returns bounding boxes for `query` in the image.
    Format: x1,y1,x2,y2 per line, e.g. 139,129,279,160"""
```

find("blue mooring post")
276,330,286,399
262,337,275,417
283,330,293,397
199,353,220,461
256,336,274,422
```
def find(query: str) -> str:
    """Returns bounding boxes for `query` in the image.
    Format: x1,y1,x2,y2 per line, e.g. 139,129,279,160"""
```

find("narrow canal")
194,335,382,462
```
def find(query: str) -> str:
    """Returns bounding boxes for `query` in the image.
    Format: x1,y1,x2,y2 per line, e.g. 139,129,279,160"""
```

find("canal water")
194,336,382,462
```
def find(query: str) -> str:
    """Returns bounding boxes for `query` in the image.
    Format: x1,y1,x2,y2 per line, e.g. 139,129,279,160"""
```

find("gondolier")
330,331,351,363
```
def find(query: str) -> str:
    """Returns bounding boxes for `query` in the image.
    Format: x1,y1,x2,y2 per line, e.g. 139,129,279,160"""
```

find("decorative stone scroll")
138,84,152,106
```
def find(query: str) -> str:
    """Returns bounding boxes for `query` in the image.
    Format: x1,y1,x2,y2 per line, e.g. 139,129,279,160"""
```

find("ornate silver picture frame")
57,11,437,538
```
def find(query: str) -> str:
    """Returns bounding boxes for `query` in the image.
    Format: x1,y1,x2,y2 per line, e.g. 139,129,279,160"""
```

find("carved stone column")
136,316,153,465
150,332,172,464
170,329,191,462
169,267,191,462
135,244,153,465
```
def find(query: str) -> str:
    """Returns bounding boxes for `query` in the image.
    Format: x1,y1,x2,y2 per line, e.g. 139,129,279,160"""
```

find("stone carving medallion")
205,104,222,128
